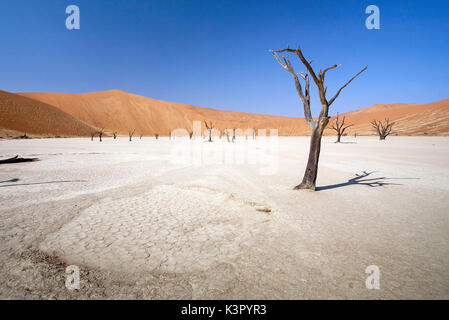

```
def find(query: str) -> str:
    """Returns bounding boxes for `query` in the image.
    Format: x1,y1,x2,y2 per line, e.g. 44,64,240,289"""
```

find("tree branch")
328,66,368,106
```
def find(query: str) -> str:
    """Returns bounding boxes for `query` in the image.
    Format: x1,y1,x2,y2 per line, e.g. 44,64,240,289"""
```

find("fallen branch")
0,155,39,164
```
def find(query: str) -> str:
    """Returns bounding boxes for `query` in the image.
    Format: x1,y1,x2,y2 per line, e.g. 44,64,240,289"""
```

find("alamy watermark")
66,5,80,30
65,265,80,290
365,5,380,30
365,265,380,289
168,121,279,175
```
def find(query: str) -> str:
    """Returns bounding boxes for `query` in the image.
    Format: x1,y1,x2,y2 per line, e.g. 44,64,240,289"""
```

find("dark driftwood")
0,155,39,164
270,45,367,190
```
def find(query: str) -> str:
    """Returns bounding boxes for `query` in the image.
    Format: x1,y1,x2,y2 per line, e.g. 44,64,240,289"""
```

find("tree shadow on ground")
334,141,357,144
0,179,87,188
0,178,20,183
316,171,418,191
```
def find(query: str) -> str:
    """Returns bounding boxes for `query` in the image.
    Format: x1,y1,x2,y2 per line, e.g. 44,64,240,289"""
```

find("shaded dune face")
8,90,449,136
0,90,96,137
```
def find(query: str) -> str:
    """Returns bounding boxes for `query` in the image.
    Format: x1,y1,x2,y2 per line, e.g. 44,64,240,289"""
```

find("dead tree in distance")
225,129,230,142
371,119,394,140
155,133,159,140
189,131,193,140
232,128,236,143
112,132,117,139
98,128,104,142
128,129,136,142
91,132,96,141
204,121,214,142
271,45,367,190
330,113,353,143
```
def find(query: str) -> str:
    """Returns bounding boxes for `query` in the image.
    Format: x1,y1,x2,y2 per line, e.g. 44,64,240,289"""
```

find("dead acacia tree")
271,45,367,190
128,129,136,142
155,133,159,140
204,121,214,142
330,113,353,143
112,132,117,139
91,131,96,141
189,131,193,140
371,119,394,140
98,128,104,142
232,128,236,143
225,129,231,142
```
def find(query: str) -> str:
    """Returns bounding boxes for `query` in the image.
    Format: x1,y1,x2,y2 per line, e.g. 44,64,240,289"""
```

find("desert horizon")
1,89,448,139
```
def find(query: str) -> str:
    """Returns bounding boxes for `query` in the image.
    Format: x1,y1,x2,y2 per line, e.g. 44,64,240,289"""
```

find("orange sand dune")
16,90,449,136
19,90,310,136
0,91,97,137
333,99,449,136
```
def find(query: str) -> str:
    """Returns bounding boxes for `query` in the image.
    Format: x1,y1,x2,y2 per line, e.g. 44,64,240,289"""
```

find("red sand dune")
0,90,97,137
4,89,448,137
333,99,449,136
19,90,310,136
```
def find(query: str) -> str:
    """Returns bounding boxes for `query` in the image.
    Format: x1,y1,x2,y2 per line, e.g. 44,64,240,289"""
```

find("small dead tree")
91,132,96,141
155,133,159,140
232,128,236,143
204,121,214,142
371,119,394,140
112,132,117,139
140,134,143,140
271,45,367,190
98,128,104,142
225,129,230,142
330,114,353,143
189,131,193,140
128,129,136,141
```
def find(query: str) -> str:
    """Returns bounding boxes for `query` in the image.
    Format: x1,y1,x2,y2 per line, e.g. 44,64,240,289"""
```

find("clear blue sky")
0,0,448,117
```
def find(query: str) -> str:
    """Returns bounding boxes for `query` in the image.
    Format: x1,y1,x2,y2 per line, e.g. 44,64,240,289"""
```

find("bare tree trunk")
295,126,324,190
336,134,341,143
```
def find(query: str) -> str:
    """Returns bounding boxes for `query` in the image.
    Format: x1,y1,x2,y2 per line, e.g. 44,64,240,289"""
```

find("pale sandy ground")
1,136,448,299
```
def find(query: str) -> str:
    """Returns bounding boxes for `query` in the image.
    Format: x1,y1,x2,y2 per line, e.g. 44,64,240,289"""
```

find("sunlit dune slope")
17,90,449,136
331,99,449,136
19,90,310,136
